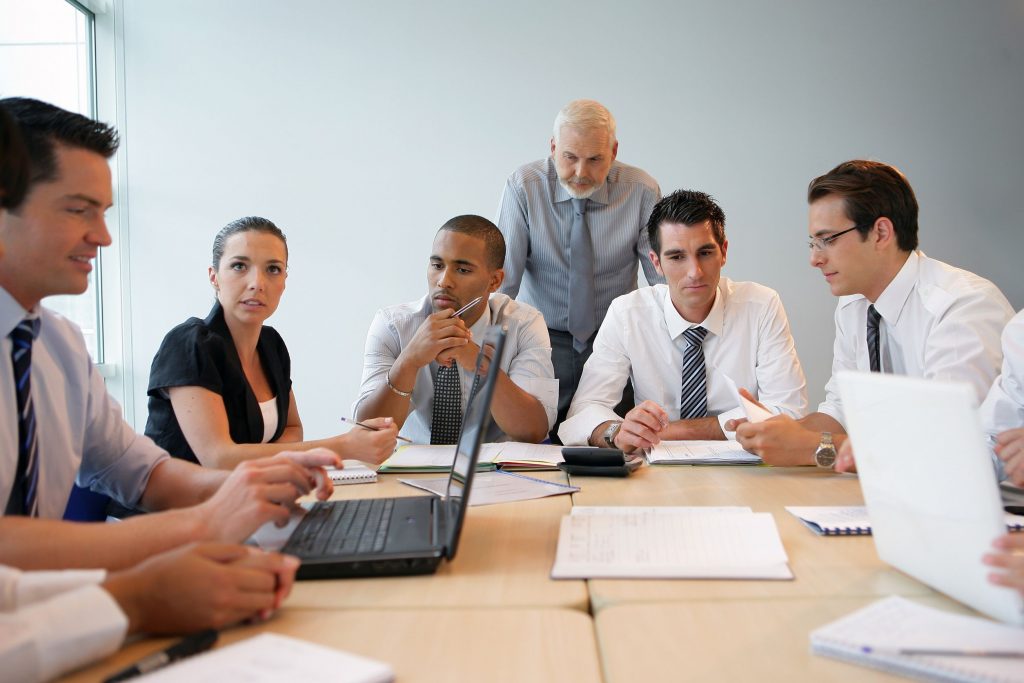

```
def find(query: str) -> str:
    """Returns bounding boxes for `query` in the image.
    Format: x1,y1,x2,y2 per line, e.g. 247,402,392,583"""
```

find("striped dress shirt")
495,158,664,332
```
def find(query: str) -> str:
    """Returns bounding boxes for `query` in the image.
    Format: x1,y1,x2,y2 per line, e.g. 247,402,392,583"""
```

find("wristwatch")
602,421,623,448
814,432,837,469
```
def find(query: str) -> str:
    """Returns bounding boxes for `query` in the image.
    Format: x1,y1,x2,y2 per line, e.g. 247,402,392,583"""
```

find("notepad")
134,633,393,682
787,506,1024,536
646,440,762,465
491,443,565,470
326,461,378,485
551,506,792,579
377,444,500,472
811,596,1024,683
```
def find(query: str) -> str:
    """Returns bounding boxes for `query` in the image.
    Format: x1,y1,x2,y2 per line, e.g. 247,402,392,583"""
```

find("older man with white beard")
496,99,662,441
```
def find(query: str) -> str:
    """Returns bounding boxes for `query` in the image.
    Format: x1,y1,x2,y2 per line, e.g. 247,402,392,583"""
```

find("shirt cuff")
509,376,560,429
559,405,620,446
12,569,108,609
7,584,127,683
816,402,846,429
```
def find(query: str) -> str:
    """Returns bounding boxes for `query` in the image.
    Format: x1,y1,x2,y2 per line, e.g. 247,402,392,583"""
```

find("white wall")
114,0,1024,437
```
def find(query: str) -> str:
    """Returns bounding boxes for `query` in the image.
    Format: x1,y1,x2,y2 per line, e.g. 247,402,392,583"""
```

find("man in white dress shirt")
558,189,807,452
354,215,557,444
733,160,1014,467
979,309,1024,485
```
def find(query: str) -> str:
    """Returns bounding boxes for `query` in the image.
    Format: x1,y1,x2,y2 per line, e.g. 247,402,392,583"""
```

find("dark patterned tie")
431,362,463,445
867,305,882,373
6,317,41,516
568,197,596,353
679,326,709,420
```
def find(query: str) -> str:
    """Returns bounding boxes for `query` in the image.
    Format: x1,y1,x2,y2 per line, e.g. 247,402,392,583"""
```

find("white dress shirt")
0,287,169,517
818,251,1014,427
558,279,808,445
0,565,127,682
979,309,1024,480
352,293,559,444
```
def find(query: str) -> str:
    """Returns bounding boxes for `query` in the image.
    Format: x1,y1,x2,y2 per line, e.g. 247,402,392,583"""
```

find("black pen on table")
340,416,412,443
103,629,218,682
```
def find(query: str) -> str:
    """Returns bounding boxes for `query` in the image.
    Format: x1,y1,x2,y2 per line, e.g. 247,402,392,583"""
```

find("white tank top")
259,396,278,443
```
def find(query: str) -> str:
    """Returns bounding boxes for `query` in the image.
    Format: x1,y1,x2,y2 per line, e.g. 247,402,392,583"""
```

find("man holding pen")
353,215,557,444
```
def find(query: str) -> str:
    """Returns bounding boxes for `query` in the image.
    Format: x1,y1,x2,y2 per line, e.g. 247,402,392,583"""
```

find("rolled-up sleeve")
351,310,402,417
1,566,127,683
507,311,558,430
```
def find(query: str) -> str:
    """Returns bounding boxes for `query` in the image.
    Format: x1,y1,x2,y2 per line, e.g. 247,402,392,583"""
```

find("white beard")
558,177,599,200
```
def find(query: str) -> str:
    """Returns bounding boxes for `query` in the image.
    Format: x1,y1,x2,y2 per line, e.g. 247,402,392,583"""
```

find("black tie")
867,305,882,373
7,317,41,516
431,362,464,445
679,326,709,419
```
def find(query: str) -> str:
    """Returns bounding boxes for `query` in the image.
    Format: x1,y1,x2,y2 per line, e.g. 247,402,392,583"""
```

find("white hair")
552,99,617,145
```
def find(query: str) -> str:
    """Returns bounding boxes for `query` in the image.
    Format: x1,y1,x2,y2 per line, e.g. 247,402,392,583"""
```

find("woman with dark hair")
145,216,396,468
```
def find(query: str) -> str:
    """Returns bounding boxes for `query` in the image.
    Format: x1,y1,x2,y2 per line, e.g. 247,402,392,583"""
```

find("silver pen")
452,296,483,318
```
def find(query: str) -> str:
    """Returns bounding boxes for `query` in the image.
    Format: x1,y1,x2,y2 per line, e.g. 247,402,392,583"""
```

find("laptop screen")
442,325,507,558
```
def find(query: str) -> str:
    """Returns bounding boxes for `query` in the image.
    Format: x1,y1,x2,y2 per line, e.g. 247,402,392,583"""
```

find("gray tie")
867,305,882,373
568,197,596,353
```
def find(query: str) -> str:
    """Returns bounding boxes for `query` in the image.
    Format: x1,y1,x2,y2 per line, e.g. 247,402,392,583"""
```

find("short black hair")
0,97,119,211
212,216,288,270
646,189,726,254
0,104,29,209
807,160,919,252
437,215,506,270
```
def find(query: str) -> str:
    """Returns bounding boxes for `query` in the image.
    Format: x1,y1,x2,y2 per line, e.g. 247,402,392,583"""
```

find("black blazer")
144,302,292,464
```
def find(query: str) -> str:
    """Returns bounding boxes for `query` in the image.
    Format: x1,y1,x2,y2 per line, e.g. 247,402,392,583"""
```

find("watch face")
815,446,837,468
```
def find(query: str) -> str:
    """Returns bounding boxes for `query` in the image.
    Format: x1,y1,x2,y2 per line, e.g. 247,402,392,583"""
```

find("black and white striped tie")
679,326,709,420
866,305,882,373
6,317,41,516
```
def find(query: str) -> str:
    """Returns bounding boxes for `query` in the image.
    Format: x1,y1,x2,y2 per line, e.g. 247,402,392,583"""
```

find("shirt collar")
663,282,725,340
873,250,920,325
0,286,38,339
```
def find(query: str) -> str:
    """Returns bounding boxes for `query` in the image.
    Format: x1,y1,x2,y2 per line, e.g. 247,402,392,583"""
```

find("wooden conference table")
65,460,977,682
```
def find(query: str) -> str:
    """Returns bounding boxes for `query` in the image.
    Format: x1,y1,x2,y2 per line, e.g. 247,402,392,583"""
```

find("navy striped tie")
679,326,709,420
6,317,41,516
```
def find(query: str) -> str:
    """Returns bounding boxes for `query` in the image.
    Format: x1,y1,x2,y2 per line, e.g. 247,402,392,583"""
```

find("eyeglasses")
807,223,872,252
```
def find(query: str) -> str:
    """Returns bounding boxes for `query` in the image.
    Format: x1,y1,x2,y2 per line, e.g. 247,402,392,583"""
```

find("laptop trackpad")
386,496,440,552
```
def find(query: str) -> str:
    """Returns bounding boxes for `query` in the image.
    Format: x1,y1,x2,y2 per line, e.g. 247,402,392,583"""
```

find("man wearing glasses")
730,159,1013,467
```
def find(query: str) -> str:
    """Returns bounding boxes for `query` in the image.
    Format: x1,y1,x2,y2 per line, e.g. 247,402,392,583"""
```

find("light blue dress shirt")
0,287,168,518
496,157,664,332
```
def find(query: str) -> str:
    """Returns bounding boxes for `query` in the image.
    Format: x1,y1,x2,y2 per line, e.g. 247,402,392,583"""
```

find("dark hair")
0,104,30,209
646,189,726,254
807,160,919,251
0,97,119,211
211,216,288,269
437,214,506,270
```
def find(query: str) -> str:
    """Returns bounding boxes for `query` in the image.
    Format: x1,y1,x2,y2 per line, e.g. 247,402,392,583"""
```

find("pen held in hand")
452,296,483,318
340,416,412,443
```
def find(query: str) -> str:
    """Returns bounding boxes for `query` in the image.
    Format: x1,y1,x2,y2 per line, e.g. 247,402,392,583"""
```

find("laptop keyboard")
287,498,396,556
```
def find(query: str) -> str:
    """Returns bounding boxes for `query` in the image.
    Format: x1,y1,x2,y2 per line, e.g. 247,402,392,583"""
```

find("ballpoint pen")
859,645,1024,658
340,416,412,443
104,630,218,682
452,296,483,318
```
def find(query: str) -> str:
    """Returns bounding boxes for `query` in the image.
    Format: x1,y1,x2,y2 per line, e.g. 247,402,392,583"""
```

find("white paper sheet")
135,633,394,682
551,507,792,579
647,440,762,465
811,596,1024,682
492,443,565,467
399,470,578,506
721,373,774,423
379,443,502,470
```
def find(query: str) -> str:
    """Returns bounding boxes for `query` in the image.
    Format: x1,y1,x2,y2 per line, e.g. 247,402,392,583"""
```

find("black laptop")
283,325,507,580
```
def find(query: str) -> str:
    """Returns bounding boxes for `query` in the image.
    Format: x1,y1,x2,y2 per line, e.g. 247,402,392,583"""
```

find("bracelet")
386,368,412,397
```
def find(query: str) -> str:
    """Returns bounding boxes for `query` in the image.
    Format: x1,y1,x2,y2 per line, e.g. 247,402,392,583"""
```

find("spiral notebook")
786,506,1024,537
326,462,378,485
811,596,1024,683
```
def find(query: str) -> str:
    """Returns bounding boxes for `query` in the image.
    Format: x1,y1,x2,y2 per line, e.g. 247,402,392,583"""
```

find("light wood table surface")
62,607,602,683
595,594,977,683
569,463,934,607
284,470,589,611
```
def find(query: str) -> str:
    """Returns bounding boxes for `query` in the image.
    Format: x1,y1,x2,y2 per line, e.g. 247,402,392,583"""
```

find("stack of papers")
135,633,393,682
811,596,1024,682
400,470,578,506
490,443,565,470
647,440,761,465
551,506,792,579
